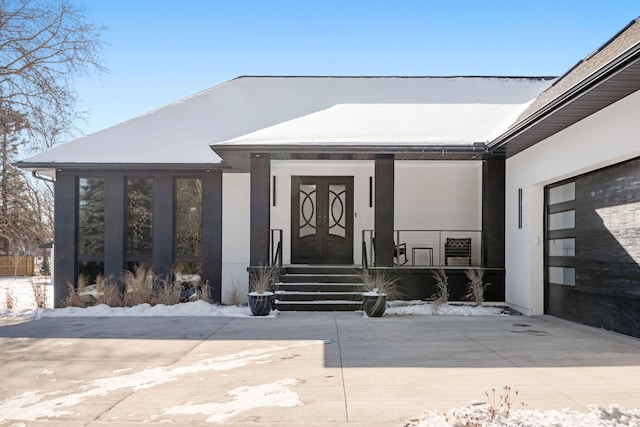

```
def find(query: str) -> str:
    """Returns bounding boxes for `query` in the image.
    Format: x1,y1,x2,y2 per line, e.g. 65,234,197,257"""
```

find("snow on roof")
217,102,533,146
18,76,553,169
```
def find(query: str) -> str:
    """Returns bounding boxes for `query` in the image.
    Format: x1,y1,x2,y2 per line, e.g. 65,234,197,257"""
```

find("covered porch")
211,101,515,305
219,150,506,306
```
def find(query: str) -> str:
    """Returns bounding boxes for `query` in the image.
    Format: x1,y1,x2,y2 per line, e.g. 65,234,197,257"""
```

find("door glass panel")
548,266,575,286
548,210,575,230
549,238,575,256
299,184,316,237
328,184,346,238
548,182,575,205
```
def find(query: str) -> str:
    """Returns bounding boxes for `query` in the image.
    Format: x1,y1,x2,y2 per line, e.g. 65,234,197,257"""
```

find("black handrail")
361,240,368,270
270,229,283,269
273,240,282,268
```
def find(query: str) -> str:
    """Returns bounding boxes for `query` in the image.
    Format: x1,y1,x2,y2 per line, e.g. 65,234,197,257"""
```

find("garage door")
544,157,640,338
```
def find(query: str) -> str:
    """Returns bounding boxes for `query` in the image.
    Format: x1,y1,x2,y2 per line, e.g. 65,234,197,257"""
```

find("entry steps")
274,266,365,312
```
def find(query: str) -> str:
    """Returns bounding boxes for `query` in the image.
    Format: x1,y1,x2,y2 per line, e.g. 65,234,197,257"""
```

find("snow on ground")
0,341,318,422
406,404,640,427
1,276,510,318
0,276,54,316
2,277,640,426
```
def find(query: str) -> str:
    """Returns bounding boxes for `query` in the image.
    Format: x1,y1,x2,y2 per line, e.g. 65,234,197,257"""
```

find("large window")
174,178,202,282
545,181,576,287
78,177,105,285
126,177,153,270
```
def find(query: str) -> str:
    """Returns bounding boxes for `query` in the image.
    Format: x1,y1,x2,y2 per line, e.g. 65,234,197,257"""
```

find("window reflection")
549,182,575,205
78,178,104,256
548,266,575,286
549,238,576,256
175,178,202,257
548,210,575,230
127,178,153,256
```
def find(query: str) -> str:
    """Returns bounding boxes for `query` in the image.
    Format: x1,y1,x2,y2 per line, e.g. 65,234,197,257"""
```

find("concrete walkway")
1,312,639,426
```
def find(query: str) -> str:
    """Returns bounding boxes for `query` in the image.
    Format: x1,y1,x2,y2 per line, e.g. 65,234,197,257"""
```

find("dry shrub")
154,278,182,306
123,265,154,307
97,284,123,307
67,273,88,307
431,268,449,314
465,269,490,306
64,282,82,307
226,279,243,306
31,278,48,309
196,280,211,303
96,274,105,294
5,289,15,310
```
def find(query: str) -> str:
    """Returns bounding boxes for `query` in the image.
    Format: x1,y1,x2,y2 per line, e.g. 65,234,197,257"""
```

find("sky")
69,0,640,138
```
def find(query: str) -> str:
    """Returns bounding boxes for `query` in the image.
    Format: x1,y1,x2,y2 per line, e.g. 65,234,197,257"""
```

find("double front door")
291,176,354,264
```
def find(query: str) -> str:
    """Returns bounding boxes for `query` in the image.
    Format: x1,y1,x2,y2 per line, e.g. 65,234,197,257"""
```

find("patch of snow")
0,341,318,421
0,277,53,316
385,300,507,316
164,379,303,423
32,300,274,318
406,403,640,427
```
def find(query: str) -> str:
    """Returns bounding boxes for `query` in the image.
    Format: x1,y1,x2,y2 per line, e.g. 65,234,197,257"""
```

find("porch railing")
362,229,482,267
270,229,283,268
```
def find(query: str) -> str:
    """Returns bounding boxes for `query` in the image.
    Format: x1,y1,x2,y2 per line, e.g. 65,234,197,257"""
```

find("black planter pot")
248,292,273,316
362,293,387,317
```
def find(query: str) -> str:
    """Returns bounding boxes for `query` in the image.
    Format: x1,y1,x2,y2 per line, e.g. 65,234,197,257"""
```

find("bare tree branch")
0,0,105,258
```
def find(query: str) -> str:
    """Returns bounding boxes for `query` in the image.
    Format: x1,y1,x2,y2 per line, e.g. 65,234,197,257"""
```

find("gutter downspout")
31,170,55,183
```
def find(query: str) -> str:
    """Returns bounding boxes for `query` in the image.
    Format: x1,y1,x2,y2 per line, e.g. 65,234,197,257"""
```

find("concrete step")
275,290,363,302
280,274,362,283
274,300,362,312
276,282,364,293
283,266,362,275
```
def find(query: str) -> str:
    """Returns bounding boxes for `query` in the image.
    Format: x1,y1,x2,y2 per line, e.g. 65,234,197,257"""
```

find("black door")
291,176,354,264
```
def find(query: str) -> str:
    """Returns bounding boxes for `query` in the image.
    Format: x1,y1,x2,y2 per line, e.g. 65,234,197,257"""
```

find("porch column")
202,171,223,302
374,154,395,267
53,171,76,308
153,174,173,280
250,154,271,266
482,158,505,268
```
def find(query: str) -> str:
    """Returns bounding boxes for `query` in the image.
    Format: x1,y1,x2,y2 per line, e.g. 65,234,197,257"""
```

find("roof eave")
211,143,489,172
13,161,228,172
488,37,640,157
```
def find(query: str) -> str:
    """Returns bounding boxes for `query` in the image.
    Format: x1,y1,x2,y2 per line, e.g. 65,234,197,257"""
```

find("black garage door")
544,157,640,338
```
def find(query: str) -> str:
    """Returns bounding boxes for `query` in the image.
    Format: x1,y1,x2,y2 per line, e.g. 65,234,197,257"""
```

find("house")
16,18,640,337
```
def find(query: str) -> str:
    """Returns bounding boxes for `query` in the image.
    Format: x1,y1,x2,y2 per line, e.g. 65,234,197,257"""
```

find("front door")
291,176,354,264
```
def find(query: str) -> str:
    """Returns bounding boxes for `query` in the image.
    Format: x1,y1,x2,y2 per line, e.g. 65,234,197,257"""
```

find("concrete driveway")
1,312,639,426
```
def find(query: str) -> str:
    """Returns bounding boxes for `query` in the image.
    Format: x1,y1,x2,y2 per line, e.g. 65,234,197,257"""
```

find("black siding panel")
53,172,77,308
153,174,173,280
547,157,640,337
250,156,271,266
202,172,223,302
374,155,395,267
482,158,505,268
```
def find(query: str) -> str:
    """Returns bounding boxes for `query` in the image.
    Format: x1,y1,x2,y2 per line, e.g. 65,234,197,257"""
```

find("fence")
0,256,35,276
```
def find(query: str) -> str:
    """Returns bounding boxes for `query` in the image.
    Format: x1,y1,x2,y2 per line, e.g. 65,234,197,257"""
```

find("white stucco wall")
394,161,481,230
505,89,640,315
221,173,250,304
